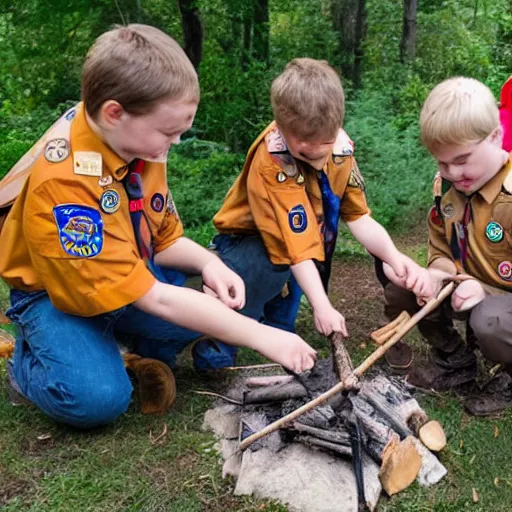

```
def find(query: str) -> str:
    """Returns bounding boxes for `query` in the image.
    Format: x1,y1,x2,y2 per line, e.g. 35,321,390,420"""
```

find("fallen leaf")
472,488,479,503
459,439,464,449
36,433,52,441
469,455,476,465
494,477,500,487
494,425,500,438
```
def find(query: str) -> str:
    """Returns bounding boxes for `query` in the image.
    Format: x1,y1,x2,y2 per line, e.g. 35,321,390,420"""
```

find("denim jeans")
192,234,303,370
7,267,200,428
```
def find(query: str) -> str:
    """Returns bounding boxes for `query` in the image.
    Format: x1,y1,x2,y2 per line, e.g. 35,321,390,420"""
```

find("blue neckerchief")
317,169,341,291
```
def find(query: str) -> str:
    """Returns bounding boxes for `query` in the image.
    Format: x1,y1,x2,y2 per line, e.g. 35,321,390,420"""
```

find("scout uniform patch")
53,204,103,258
74,152,103,177
348,167,365,190
486,221,504,243
288,205,308,233
44,138,70,163
151,193,165,212
100,190,120,214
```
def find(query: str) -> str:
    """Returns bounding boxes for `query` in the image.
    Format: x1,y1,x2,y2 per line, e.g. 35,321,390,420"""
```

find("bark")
177,0,203,70
353,0,367,89
400,0,417,63
252,0,269,64
332,0,358,81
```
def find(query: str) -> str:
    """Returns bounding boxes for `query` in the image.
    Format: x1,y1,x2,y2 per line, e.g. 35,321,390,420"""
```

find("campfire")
203,287,454,512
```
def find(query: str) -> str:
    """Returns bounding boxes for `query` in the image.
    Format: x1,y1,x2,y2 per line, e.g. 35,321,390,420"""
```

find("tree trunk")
400,0,417,63
252,0,269,65
353,0,367,89
177,0,203,70
332,0,358,82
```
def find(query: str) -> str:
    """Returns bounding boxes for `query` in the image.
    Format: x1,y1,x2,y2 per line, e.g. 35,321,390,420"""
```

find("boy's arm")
291,260,348,336
134,281,317,373
154,237,245,310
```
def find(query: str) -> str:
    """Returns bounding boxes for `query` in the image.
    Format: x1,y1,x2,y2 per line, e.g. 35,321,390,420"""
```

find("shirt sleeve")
427,205,453,266
247,159,324,265
23,181,155,317
339,159,370,222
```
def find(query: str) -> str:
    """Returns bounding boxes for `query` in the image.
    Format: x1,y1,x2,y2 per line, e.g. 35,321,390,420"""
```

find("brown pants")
384,283,512,366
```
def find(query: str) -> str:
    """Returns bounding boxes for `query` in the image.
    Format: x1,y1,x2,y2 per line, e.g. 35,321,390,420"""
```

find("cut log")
243,381,308,404
419,420,447,452
379,436,422,495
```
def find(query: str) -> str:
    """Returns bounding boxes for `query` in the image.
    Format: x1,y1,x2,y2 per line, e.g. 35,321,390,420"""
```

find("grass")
2,243,512,511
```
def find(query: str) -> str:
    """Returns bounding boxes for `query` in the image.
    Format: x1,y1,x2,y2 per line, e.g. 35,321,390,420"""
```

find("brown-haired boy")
193,58,429,370
382,77,512,416
0,25,316,428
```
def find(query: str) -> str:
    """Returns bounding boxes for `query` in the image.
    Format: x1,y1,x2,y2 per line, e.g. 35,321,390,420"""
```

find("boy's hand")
384,255,435,302
451,279,486,311
313,304,348,337
255,330,317,373
201,259,246,310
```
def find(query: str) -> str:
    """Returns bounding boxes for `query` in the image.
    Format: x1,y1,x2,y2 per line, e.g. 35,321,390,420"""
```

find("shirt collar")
478,155,512,204
71,103,129,181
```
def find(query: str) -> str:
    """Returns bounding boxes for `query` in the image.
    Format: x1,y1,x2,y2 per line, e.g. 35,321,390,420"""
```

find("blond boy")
194,58,427,370
0,25,316,428
383,77,512,416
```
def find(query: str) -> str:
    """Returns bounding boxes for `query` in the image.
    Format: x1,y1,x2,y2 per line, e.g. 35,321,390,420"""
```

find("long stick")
239,283,455,451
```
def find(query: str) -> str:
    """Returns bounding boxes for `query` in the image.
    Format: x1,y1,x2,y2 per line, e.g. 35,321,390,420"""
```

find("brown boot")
123,353,177,415
464,371,512,417
406,344,477,392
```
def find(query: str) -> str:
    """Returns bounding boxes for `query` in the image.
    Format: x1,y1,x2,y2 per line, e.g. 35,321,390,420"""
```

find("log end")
379,436,422,495
419,420,447,452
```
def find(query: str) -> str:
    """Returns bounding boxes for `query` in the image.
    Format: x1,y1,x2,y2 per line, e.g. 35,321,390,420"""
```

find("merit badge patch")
100,190,120,214
44,138,70,163
498,261,512,280
486,221,504,243
151,193,165,213
288,205,308,233
53,204,103,258
442,203,455,218
98,175,113,188
64,109,76,121
347,168,365,190
74,151,102,177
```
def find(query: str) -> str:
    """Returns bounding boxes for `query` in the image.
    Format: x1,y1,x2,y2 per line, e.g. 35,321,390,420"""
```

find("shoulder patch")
348,167,365,191
44,138,70,163
332,129,354,159
53,204,103,258
266,127,288,153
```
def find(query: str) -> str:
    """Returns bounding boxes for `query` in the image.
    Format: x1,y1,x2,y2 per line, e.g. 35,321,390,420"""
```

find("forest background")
0,1,512,511
1,0,511,245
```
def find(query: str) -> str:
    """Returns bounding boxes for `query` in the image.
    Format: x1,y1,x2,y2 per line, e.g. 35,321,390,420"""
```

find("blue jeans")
7,267,200,428
192,234,303,370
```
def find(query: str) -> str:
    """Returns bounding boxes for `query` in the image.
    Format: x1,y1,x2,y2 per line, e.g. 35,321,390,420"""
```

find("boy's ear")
490,125,503,146
100,100,125,129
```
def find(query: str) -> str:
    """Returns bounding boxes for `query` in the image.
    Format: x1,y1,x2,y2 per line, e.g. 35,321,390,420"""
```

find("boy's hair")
82,24,199,119
271,58,344,140
420,77,500,151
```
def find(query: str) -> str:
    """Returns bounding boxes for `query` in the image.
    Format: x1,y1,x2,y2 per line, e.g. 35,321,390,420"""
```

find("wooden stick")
371,311,411,345
239,283,455,451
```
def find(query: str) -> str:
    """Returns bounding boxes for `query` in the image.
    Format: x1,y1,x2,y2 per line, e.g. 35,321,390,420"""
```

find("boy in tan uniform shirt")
382,77,512,416
0,25,316,428
194,58,430,369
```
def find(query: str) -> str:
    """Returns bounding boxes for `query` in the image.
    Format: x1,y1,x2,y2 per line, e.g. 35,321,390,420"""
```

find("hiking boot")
384,341,414,370
464,371,512,417
406,344,477,392
6,360,30,407
192,339,237,371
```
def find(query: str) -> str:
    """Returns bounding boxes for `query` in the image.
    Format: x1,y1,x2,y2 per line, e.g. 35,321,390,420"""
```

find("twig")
193,390,243,406
239,283,455,451
214,363,281,371
149,423,168,445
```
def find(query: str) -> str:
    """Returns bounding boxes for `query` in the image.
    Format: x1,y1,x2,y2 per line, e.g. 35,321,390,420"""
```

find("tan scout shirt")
213,122,369,265
428,154,512,290
0,104,183,316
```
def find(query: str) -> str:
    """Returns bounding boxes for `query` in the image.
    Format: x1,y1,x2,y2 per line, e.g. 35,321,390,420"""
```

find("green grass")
2,262,512,511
